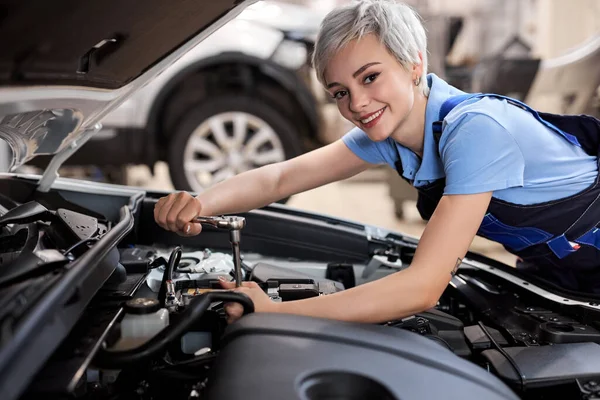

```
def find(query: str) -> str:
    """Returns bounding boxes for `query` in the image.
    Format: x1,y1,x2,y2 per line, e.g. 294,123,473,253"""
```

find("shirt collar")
393,73,466,186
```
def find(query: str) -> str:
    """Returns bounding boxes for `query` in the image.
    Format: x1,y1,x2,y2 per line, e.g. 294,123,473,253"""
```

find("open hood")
0,0,257,185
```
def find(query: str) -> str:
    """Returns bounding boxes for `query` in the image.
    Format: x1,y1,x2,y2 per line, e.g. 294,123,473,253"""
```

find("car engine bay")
2,177,600,400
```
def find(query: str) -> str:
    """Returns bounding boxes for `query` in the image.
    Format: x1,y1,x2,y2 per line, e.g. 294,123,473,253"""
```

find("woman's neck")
390,91,428,158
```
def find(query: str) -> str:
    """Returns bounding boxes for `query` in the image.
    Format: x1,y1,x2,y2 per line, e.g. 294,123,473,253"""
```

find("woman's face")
324,33,420,142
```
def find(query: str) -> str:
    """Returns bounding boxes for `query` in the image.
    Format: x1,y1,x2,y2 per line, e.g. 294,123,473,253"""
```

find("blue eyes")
331,73,380,100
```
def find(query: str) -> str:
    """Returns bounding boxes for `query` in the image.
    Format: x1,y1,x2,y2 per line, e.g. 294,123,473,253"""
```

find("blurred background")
8,0,600,265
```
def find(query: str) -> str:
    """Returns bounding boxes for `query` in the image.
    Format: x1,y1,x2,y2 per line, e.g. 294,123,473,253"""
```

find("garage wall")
533,0,600,59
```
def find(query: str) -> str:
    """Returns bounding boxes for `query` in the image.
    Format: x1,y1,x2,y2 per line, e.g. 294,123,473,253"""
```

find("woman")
154,0,600,324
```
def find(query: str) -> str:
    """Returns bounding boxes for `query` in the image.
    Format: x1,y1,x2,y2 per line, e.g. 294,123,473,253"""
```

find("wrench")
193,216,246,287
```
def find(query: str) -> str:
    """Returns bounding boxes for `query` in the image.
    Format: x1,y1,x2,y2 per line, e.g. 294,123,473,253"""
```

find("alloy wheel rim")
182,112,286,193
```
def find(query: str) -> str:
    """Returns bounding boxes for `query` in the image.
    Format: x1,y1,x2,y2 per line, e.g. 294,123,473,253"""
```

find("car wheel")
167,95,304,201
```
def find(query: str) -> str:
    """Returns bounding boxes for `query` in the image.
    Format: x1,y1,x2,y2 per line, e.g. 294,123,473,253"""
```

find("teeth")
361,108,384,124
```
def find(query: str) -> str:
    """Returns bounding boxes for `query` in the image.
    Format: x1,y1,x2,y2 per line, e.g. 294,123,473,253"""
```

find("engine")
2,197,600,400
72,244,349,399
81,242,600,400
68,243,487,400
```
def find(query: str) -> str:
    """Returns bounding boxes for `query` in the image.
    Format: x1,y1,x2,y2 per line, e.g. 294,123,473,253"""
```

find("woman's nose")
349,91,369,113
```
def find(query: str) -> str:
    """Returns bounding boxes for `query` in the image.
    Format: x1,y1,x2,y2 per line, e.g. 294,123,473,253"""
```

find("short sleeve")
440,114,525,195
341,127,391,166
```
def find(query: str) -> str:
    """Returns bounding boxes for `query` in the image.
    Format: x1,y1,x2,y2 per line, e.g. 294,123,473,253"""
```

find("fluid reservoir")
114,298,169,350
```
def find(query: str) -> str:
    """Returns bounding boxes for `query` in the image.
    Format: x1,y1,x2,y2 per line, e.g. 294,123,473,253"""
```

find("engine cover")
205,313,518,400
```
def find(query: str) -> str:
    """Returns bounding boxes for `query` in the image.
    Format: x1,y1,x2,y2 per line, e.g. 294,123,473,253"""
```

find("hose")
93,291,254,368
63,237,100,256
166,246,182,281
158,246,182,306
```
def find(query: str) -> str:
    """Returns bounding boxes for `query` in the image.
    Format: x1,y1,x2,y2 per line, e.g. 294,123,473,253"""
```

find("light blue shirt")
342,74,598,205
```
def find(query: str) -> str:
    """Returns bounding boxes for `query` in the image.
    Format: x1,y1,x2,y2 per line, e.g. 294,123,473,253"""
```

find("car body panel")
238,0,325,34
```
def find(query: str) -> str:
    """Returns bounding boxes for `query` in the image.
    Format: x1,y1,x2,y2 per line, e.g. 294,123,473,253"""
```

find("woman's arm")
155,140,372,235
199,139,371,216
223,191,492,323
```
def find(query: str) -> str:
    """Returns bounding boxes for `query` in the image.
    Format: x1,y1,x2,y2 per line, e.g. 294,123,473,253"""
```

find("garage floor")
129,161,517,266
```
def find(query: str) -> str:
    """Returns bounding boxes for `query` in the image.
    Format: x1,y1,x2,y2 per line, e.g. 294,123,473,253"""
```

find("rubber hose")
166,246,182,281
158,246,182,305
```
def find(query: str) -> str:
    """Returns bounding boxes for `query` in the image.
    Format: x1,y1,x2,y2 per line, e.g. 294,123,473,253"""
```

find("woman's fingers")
154,192,204,236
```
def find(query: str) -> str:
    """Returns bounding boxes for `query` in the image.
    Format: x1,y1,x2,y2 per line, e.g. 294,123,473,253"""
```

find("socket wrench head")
193,216,246,231
192,215,245,287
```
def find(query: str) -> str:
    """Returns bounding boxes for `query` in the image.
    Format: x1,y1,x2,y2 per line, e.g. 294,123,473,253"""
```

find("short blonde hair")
312,0,429,96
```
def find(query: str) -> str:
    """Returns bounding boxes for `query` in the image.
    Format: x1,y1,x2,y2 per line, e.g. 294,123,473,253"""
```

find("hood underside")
0,0,254,174
0,0,249,89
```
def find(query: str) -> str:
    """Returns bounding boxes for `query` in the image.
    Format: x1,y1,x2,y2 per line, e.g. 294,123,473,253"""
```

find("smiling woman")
154,0,600,324
320,33,427,145
313,1,430,147
312,0,429,95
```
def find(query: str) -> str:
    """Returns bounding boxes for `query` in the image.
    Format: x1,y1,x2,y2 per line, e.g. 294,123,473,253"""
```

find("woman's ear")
412,51,424,80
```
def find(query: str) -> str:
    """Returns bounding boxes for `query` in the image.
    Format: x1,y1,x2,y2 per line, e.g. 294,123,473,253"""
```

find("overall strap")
432,94,475,139
432,93,582,148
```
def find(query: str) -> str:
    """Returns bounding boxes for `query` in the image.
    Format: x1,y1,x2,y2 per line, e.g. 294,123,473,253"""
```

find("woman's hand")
218,278,280,324
154,192,203,236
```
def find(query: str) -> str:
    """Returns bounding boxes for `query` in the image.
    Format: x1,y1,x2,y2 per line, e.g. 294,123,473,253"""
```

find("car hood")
0,0,257,183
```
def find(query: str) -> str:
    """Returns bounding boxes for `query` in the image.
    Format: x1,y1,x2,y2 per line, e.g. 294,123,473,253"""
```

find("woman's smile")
358,106,386,129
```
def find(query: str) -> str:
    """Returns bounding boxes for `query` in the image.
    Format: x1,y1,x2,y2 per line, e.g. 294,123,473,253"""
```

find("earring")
413,77,421,86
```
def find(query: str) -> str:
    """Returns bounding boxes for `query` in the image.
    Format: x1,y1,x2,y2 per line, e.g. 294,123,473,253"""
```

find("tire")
167,94,305,202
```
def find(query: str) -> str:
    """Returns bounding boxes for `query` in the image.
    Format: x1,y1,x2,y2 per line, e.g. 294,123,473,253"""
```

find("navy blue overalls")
395,94,600,293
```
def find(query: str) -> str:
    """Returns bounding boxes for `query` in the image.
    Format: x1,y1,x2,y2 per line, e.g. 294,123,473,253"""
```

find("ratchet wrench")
193,216,246,287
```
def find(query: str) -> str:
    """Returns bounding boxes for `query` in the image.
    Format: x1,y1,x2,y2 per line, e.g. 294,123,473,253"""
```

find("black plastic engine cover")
205,314,518,400
482,343,600,388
